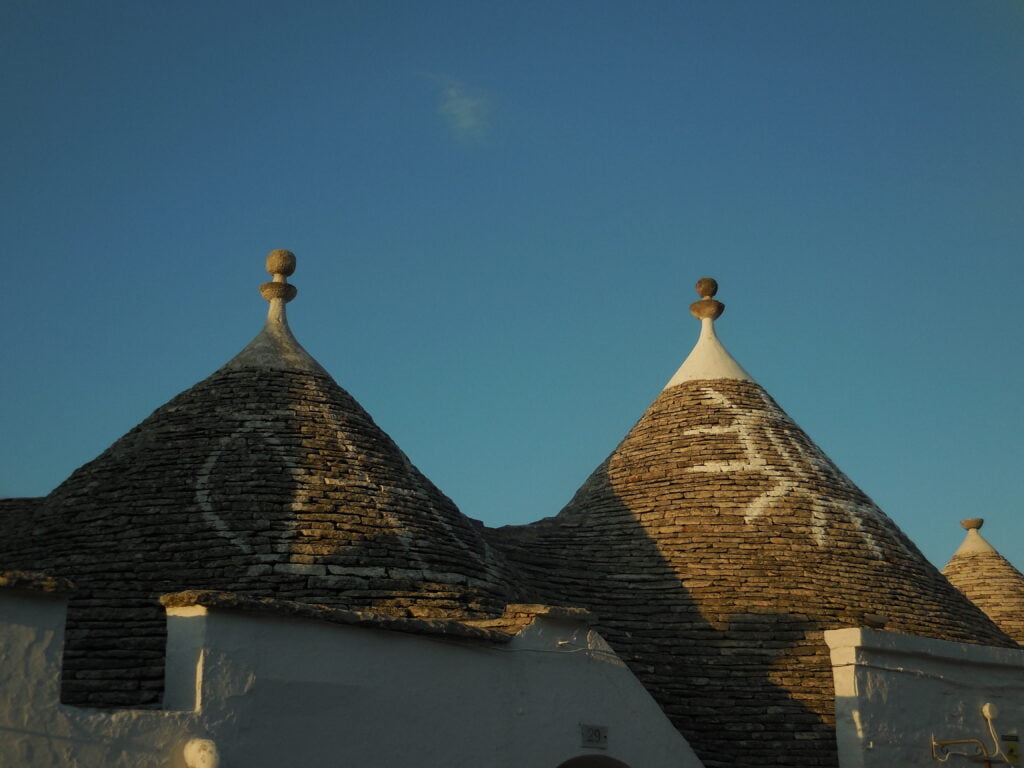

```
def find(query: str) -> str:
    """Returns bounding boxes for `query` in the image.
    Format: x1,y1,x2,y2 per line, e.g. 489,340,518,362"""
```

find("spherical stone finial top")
266,249,296,277
260,249,297,303
961,518,984,531
695,277,718,299
690,276,724,320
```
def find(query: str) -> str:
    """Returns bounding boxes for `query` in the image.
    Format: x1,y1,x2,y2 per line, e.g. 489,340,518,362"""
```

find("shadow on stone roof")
488,460,832,768
3,363,519,707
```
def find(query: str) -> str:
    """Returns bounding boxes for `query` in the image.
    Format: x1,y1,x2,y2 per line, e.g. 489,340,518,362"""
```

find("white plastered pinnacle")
223,298,328,375
953,528,999,557
664,317,753,389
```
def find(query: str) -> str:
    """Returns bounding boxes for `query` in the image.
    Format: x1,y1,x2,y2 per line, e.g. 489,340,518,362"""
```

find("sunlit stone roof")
943,518,1024,644
488,278,1013,768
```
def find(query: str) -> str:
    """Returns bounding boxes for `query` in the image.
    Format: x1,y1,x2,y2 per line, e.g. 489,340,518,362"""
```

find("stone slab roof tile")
0,569,75,594
487,279,1014,768
0,252,521,708
161,589,515,643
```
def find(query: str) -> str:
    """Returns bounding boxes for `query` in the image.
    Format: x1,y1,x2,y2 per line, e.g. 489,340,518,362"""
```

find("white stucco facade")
0,588,194,766
826,627,1024,768
0,585,702,768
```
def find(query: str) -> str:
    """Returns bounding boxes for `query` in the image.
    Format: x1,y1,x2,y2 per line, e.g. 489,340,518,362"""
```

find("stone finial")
266,248,296,276
223,249,327,374
259,249,298,303
696,277,718,298
949,517,998,559
690,277,725,320
664,275,752,388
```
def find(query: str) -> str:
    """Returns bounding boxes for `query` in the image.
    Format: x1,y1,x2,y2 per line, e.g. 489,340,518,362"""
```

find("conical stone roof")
943,518,1024,644
2,251,516,707
488,278,1013,768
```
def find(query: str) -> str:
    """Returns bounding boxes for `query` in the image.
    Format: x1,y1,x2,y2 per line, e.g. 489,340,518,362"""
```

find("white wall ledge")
2,586,704,768
826,627,1024,670
825,628,1024,768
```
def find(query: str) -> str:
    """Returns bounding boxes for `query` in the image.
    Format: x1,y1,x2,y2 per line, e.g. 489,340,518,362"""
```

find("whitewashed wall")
0,589,194,766
826,627,1024,768
0,587,702,768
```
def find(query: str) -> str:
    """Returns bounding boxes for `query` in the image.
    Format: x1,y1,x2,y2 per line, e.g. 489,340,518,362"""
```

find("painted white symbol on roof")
682,387,909,558
194,427,297,577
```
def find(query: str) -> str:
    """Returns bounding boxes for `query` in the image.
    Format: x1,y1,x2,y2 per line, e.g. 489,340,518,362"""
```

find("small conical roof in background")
943,518,1024,644
3,251,517,707
489,277,1013,768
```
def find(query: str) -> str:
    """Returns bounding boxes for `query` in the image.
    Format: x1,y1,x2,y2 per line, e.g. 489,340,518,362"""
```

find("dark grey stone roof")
1,317,518,707
0,498,43,547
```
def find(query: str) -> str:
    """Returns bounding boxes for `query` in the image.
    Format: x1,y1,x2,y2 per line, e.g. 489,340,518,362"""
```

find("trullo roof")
1,251,516,707
488,277,1013,768
943,518,1024,644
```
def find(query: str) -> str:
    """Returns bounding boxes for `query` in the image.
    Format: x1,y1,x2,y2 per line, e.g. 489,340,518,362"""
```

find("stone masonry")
2,260,1015,768
488,378,1014,768
2,364,518,707
943,520,1024,644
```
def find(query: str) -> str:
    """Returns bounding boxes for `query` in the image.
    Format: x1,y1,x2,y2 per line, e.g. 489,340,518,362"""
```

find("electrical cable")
983,707,1010,763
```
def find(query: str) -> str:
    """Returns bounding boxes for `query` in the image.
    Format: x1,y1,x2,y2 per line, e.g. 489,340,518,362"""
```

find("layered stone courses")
0,498,43,546
159,591,596,643
3,258,1017,768
161,590,516,643
488,378,1013,768
1,363,517,707
944,540,1024,644
0,569,75,594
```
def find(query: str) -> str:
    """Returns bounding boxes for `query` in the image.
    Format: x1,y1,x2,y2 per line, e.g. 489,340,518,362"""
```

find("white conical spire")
951,518,999,557
664,277,753,389
224,249,327,374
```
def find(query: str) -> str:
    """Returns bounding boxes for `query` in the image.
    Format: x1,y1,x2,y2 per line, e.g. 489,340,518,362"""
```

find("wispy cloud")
432,76,491,143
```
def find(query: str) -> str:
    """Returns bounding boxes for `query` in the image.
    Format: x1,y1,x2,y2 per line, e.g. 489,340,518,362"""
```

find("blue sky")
2,1,1022,572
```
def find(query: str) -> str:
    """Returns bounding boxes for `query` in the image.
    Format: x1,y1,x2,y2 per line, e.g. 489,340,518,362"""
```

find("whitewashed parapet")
162,591,704,768
2,584,704,768
826,627,1024,768
0,574,70,711
0,581,197,768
